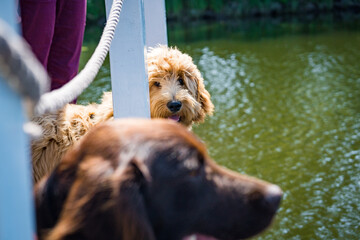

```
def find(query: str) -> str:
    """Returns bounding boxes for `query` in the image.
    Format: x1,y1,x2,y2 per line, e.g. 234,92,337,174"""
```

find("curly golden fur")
31,46,214,182
148,46,213,126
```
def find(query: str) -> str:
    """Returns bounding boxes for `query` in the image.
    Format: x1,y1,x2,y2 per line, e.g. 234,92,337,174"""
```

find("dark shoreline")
87,6,360,28
166,3,360,22
166,13,360,45
84,11,360,45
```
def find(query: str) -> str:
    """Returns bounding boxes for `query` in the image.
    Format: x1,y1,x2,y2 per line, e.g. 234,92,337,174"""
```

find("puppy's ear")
195,75,214,123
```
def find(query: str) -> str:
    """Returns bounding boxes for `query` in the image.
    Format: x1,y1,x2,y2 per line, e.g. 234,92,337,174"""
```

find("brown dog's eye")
178,78,185,86
154,82,161,87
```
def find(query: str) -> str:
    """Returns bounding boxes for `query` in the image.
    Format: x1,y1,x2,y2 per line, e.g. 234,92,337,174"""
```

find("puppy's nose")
263,185,282,212
167,101,182,113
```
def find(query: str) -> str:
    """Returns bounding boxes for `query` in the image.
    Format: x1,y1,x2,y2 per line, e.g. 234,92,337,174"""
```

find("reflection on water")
79,15,360,239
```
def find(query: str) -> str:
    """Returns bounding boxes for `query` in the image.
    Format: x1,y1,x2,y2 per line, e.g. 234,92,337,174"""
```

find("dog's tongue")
168,115,180,122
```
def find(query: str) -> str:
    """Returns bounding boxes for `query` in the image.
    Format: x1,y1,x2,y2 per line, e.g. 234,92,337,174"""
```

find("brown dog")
35,119,282,240
31,46,214,182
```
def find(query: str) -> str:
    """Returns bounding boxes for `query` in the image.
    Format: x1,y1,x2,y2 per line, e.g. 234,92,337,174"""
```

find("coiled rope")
0,18,49,137
0,19,49,105
35,0,124,115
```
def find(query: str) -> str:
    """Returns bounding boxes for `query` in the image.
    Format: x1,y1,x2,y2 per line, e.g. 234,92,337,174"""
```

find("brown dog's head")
35,119,281,240
147,46,214,127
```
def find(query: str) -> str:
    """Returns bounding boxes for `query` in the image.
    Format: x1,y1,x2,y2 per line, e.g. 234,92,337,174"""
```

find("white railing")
105,0,167,118
144,0,168,48
0,2,35,240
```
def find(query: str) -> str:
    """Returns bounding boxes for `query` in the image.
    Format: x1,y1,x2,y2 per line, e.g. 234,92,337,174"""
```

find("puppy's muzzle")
167,101,182,113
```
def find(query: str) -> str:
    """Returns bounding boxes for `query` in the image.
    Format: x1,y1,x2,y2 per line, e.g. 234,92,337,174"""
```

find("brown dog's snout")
262,185,282,212
212,163,283,215
167,101,182,112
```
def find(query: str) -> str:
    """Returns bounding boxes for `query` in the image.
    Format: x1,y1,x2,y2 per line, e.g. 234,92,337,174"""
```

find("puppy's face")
147,46,214,127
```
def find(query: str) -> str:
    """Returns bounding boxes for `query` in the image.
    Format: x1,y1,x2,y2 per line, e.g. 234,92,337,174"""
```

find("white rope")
35,0,124,115
0,19,49,103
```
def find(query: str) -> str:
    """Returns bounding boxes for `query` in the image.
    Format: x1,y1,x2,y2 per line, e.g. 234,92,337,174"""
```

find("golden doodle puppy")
31,46,214,182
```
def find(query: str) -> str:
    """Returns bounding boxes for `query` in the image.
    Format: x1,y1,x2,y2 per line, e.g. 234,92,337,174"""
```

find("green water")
79,16,360,239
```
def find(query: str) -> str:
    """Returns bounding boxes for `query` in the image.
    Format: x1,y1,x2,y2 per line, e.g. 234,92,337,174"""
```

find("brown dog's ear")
45,156,155,240
35,166,78,239
195,75,214,123
112,159,155,240
129,158,151,182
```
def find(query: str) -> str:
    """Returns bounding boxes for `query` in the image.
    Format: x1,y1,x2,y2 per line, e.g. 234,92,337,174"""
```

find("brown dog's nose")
167,101,182,113
263,185,282,212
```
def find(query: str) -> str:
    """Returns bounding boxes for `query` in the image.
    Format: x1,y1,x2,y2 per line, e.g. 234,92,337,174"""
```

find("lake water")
78,15,360,240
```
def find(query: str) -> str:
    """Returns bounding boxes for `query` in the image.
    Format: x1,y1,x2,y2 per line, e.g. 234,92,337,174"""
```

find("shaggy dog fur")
35,119,282,240
31,46,214,182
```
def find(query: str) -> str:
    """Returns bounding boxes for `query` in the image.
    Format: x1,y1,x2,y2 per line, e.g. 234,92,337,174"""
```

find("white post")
144,0,168,48
0,1,35,240
105,0,150,118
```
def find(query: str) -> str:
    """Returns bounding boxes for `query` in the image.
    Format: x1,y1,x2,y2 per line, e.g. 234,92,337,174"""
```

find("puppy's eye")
154,82,161,87
178,78,185,86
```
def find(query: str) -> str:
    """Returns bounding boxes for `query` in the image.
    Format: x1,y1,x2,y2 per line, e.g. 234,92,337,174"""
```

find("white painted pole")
144,0,168,47
0,2,35,240
105,0,150,119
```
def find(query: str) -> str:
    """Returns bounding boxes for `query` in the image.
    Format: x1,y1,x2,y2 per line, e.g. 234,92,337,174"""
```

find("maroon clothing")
20,0,86,91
